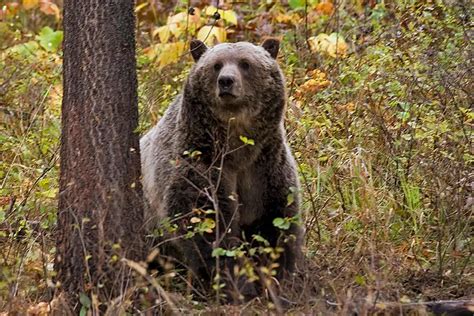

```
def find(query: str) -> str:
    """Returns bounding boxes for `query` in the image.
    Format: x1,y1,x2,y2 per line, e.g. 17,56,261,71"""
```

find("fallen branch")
370,299,474,315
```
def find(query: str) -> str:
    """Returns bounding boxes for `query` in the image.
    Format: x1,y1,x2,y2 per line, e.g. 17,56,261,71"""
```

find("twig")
122,258,178,313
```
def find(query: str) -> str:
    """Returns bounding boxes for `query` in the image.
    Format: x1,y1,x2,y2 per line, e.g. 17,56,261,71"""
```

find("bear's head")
184,39,286,124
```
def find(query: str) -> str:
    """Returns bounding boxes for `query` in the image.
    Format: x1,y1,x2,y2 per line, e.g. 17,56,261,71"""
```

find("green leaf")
225,250,236,257
355,274,366,286
287,192,295,206
288,0,305,9
183,149,202,158
212,282,225,290
41,188,58,199
212,247,226,257
36,26,63,52
198,218,215,233
239,135,255,146
252,234,269,246
273,217,291,230
79,292,91,308
8,41,40,58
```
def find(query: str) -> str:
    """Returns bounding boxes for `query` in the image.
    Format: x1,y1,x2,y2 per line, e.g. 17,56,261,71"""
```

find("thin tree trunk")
55,0,144,308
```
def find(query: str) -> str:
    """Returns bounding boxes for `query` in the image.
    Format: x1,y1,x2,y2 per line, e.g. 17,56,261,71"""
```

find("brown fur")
141,39,303,300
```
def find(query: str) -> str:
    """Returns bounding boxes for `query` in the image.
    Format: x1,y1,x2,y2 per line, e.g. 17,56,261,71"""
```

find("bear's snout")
218,75,235,92
216,64,242,99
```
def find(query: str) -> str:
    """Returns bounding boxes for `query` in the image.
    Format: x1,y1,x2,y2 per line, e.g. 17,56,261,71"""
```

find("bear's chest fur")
219,120,265,169
236,166,266,226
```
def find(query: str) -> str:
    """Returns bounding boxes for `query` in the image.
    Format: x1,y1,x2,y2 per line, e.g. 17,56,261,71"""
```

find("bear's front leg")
164,165,242,298
259,156,303,278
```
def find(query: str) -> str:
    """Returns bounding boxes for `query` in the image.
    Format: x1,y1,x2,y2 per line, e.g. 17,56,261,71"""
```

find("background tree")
54,0,144,308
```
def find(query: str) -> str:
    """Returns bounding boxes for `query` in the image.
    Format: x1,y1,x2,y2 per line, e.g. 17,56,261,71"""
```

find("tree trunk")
55,0,144,307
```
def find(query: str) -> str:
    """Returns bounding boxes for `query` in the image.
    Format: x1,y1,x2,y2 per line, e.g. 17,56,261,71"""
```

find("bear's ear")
261,38,280,59
190,39,208,62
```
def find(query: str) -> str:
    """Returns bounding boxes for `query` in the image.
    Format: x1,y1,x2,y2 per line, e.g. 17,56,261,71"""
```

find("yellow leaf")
274,13,291,24
204,6,238,25
155,42,186,68
153,25,170,43
204,5,219,16
166,11,202,38
166,12,187,38
274,12,301,25
184,7,202,31
308,34,327,52
197,26,226,45
222,10,238,25
295,69,331,99
308,33,348,58
202,218,216,233
23,0,39,10
167,12,188,25
135,2,148,13
335,102,356,113
309,69,327,80
375,302,387,310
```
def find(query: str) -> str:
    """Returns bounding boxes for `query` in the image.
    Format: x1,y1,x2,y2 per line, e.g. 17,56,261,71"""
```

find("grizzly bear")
140,39,303,300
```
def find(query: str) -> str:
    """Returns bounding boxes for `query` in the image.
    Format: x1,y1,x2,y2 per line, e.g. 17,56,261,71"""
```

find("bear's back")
140,96,182,223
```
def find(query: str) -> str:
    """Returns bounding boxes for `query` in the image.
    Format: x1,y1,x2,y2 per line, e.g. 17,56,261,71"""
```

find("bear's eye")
213,63,223,71
239,60,250,70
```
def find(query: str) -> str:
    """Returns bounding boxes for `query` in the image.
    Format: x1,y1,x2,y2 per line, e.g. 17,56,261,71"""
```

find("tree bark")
55,0,144,307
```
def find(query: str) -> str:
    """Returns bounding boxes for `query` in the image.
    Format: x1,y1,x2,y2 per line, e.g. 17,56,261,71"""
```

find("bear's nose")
218,76,235,90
